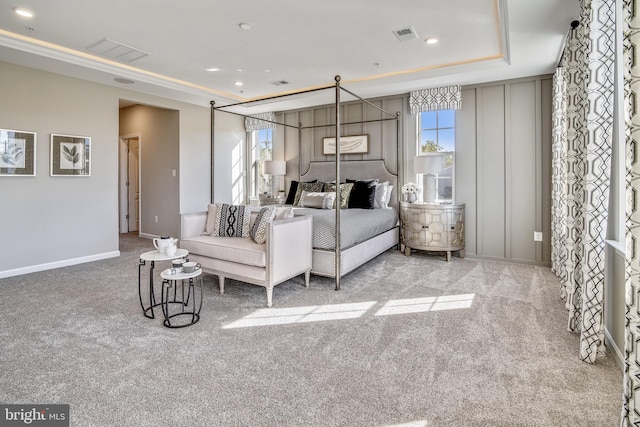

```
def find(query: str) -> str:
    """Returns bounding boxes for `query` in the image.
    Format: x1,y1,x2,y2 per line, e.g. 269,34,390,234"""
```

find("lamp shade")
263,160,286,176
414,155,444,174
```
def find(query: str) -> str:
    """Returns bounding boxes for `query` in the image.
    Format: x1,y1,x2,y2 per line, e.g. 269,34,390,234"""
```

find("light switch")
172,169,176,177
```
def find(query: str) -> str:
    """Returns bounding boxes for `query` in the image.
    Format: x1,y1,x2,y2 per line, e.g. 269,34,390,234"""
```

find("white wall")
0,61,238,277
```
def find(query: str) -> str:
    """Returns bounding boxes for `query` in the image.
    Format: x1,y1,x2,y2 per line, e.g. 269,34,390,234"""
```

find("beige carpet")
0,233,622,426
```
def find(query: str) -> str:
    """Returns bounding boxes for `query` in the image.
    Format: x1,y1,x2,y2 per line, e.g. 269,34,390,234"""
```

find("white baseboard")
0,251,120,279
605,328,624,371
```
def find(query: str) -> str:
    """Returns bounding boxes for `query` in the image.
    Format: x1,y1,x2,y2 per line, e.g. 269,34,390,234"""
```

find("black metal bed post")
298,121,302,180
210,101,215,203
396,111,401,207
335,75,341,291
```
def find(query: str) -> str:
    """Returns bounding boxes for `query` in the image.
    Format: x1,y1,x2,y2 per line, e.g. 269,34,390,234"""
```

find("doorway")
119,135,141,234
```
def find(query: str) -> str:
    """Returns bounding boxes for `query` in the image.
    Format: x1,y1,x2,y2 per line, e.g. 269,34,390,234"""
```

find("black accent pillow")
285,180,317,205
346,178,379,209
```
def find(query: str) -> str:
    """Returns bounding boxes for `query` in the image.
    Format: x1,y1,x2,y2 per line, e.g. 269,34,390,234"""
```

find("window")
417,110,455,202
250,128,273,197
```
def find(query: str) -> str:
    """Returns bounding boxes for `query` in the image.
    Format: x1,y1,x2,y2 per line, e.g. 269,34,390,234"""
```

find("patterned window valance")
244,112,276,132
409,85,462,114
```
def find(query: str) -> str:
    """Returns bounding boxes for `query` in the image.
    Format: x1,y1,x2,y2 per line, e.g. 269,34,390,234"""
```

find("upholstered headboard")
300,160,398,209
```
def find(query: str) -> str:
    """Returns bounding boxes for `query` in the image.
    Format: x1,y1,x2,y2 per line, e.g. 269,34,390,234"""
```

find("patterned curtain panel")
244,112,276,132
408,85,462,114
550,0,614,364
551,67,568,286
623,0,640,423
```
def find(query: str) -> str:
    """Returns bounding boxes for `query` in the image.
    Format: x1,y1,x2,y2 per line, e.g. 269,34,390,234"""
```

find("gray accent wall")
275,76,553,266
456,76,553,264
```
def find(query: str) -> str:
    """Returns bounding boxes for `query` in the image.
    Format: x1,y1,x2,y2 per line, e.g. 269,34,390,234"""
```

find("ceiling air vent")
87,38,149,63
270,80,290,86
393,26,419,42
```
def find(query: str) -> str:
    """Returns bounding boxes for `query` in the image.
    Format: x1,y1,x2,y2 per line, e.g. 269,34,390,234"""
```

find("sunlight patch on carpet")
222,301,377,328
374,294,475,316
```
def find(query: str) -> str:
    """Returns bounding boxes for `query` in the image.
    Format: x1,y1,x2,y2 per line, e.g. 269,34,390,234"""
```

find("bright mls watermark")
1,405,69,426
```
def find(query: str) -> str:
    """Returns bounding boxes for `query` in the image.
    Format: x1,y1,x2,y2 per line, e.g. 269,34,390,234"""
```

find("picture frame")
322,134,369,155
50,134,91,176
0,129,36,176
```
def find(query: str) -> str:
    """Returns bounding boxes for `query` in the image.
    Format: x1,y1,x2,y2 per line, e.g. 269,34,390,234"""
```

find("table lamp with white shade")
263,160,286,196
414,155,445,203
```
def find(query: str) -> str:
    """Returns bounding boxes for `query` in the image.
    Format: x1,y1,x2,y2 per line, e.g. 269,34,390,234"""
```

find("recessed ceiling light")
234,81,243,86
15,8,34,18
239,22,252,30
425,37,438,45
206,68,220,72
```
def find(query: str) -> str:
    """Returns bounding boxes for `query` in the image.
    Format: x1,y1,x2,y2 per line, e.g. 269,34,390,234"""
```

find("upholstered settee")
180,204,312,307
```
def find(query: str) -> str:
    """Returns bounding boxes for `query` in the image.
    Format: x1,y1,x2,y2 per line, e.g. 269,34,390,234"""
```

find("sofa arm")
181,212,207,239
267,215,313,284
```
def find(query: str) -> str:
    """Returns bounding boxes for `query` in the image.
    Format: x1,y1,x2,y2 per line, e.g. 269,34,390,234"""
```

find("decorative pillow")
374,182,389,209
285,180,317,205
346,178,378,209
250,207,276,244
385,185,394,207
293,182,325,206
324,183,354,209
213,203,251,238
274,206,294,220
299,191,336,209
203,203,218,235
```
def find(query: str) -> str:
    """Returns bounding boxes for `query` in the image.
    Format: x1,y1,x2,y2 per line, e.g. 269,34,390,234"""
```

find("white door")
127,138,140,232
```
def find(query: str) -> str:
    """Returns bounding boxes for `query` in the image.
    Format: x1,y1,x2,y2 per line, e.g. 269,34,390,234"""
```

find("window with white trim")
250,128,273,197
417,110,455,203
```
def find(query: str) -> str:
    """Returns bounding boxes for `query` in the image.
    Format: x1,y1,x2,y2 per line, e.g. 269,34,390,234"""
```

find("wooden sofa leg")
266,287,273,308
218,276,225,294
304,271,310,288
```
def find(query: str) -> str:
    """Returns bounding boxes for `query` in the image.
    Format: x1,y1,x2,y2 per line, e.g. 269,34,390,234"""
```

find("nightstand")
400,202,465,261
258,194,286,206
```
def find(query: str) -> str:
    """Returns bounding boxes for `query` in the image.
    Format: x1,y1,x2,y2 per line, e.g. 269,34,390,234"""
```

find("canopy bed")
211,76,401,290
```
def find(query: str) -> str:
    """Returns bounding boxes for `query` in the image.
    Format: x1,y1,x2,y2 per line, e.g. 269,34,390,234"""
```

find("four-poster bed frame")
211,76,401,290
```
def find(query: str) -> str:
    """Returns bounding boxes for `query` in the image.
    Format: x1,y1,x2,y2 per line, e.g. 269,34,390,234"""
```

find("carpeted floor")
0,233,622,426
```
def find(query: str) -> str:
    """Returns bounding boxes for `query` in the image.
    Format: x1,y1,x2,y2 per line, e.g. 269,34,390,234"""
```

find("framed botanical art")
322,134,369,155
0,129,36,176
50,134,91,176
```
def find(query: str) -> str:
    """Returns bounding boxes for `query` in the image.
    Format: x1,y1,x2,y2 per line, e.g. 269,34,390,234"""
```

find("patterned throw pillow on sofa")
213,203,251,238
250,207,276,244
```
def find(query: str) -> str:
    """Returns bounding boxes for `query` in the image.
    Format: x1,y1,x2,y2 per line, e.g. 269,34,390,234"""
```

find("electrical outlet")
172,169,176,177
534,231,543,242
154,215,158,223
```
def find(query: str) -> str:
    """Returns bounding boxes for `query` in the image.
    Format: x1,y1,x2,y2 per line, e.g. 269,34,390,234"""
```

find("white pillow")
203,203,218,235
385,185,394,208
374,182,389,209
300,191,336,209
274,206,294,220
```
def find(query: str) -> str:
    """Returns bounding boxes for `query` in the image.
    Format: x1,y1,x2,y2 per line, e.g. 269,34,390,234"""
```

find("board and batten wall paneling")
460,76,553,264
477,84,507,259
456,88,478,257
280,95,404,191
508,81,537,262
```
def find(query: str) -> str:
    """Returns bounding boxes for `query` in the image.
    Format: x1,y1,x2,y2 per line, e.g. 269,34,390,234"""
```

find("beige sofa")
180,209,312,307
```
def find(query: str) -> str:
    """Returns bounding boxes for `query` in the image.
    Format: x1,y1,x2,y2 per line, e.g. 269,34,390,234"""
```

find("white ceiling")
0,0,579,112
